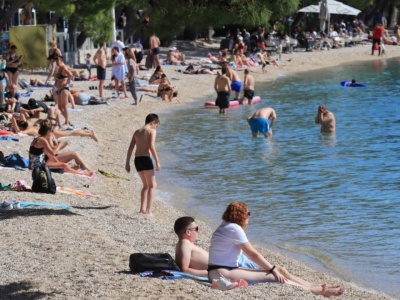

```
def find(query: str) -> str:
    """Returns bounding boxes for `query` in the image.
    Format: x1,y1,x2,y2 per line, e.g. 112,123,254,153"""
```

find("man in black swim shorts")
214,67,231,114
125,114,161,215
149,33,161,67
241,69,255,105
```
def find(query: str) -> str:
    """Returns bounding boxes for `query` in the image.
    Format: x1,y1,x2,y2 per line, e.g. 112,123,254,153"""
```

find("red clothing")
373,26,384,39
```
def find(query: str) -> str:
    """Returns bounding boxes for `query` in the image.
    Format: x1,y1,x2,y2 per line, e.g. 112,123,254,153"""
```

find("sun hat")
169,47,177,51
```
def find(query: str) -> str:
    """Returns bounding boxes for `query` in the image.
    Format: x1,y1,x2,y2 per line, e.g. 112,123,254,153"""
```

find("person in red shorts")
372,23,384,56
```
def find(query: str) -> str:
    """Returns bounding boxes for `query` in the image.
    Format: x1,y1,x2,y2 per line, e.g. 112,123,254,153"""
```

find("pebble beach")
0,39,398,299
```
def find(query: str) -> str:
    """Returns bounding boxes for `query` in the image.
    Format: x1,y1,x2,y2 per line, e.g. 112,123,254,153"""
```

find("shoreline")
1,41,398,299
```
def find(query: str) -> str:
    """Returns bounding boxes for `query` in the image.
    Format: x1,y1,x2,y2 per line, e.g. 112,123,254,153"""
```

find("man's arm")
148,129,160,171
125,133,136,173
269,109,277,128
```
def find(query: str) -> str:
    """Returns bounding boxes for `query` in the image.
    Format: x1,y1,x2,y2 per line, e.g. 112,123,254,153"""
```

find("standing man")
247,107,277,138
315,105,336,133
240,69,255,105
125,114,161,215
214,67,231,114
93,43,107,98
111,34,125,52
372,23,384,56
226,64,242,100
149,33,161,67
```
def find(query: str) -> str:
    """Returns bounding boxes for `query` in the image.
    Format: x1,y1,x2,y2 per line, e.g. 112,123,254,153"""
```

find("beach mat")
18,201,70,210
57,186,99,198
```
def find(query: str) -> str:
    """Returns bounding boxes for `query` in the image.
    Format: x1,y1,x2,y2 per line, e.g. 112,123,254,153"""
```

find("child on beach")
86,53,92,78
125,114,160,215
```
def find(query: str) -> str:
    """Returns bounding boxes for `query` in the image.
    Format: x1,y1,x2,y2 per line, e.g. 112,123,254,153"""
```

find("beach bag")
129,253,181,273
31,164,57,194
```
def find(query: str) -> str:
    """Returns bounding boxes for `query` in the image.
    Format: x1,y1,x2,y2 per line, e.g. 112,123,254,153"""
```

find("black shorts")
152,47,160,55
136,51,143,63
134,156,154,172
216,91,230,109
96,66,106,80
243,89,254,100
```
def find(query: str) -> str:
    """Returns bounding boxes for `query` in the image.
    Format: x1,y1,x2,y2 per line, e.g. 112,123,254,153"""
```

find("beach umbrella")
319,0,330,33
298,0,361,16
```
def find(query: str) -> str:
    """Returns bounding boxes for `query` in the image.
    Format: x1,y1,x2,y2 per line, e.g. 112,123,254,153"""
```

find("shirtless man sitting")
247,107,277,138
315,104,336,133
174,216,259,276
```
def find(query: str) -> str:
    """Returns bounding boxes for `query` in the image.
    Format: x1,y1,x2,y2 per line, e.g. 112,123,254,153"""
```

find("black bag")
31,164,57,194
129,253,181,273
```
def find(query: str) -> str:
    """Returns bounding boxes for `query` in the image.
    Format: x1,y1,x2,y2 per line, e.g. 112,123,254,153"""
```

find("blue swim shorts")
250,117,270,133
231,80,242,93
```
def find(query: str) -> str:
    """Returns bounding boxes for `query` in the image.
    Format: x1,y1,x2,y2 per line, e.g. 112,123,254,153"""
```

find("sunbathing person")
46,119,95,174
19,98,62,126
157,74,176,101
166,48,186,65
208,50,229,64
174,216,259,276
11,114,97,142
184,65,219,75
30,78,48,87
208,201,345,296
149,66,169,85
28,119,94,176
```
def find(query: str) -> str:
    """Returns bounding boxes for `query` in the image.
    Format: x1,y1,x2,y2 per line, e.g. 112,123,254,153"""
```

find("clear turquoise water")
156,58,400,299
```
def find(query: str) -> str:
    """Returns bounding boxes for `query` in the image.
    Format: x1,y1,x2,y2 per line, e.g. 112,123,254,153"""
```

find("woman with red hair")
208,201,344,297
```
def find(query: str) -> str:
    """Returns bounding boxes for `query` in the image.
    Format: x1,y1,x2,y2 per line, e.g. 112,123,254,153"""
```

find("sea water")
156,58,400,299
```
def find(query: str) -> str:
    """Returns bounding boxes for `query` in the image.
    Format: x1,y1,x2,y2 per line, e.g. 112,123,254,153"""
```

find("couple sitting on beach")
174,202,344,296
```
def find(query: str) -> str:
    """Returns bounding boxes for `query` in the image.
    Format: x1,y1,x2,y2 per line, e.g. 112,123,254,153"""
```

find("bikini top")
47,51,58,60
55,73,68,79
29,138,44,156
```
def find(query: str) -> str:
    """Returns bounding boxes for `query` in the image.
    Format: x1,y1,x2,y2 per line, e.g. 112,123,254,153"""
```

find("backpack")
129,253,181,273
31,164,57,194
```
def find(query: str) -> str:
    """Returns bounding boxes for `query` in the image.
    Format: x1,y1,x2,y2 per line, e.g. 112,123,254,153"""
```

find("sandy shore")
0,40,398,299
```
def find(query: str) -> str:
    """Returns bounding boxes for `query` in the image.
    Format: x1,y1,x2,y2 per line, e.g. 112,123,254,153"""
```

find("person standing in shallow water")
315,104,336,133
125,114,160,215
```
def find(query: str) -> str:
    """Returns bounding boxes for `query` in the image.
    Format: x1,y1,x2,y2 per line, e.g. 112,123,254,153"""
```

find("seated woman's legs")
46,161,93,176
55,151,92,171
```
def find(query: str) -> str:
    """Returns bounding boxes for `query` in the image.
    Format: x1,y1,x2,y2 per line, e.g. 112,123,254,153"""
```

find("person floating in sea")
315,104,336,133
125,114,161,215
247,107,276,138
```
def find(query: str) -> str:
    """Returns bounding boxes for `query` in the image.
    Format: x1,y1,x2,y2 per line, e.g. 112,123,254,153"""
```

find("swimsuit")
5,67,18,74
55,73,68,80
29,138,44,169
56,86,70,95
96,66,106,80
47,51,58,60
216,91,230,109
243,89,254,100
134,156,154,172
207,265,238,272
250,117,270,133
152,47,160,55
231,80,242,93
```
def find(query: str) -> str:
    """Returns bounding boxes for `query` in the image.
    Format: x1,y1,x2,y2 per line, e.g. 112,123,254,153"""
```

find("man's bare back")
93,47,106,68
149,35,160,50
244,73,255,91
133,127,155,157
252,107,276,120
214,74,231,92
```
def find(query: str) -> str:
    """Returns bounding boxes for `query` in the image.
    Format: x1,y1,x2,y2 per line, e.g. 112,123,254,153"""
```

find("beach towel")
18,201,70,209
98,169,130,181
140,270,210,285
0,136,19,141
20,91,33,97
57,186,99,198
0,153,28,168
0,129,15,136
